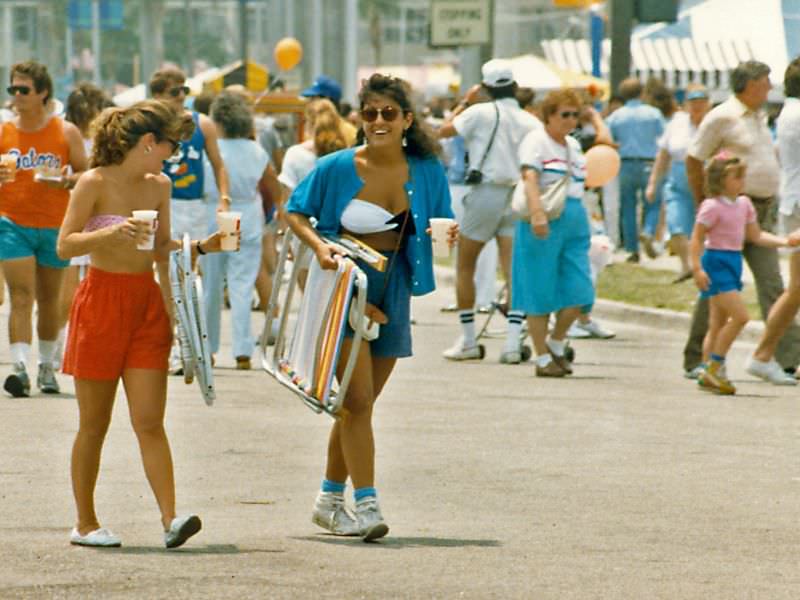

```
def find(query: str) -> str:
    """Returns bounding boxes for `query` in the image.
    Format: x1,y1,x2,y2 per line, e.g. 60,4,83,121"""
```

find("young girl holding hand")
690,152,800,394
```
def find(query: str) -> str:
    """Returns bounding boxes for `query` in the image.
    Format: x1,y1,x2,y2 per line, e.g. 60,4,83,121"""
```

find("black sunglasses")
560,111,580,119
7,85,31,96
168,85,190,98
361,105,401,123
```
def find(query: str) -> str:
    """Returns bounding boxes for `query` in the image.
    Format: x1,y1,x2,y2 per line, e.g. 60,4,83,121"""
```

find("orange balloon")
274,37,303,70
584,144,620,187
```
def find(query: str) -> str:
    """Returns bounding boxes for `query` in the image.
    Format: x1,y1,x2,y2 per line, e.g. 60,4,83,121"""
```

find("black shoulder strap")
475,102,500,172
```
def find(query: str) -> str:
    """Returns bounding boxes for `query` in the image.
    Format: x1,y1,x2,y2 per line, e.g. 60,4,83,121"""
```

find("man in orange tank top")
0,61,87,397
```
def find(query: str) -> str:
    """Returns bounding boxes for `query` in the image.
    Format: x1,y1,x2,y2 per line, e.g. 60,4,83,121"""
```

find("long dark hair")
357,73,441,158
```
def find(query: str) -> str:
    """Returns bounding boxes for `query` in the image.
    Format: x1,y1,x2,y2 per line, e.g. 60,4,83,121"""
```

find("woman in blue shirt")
286,74,455,541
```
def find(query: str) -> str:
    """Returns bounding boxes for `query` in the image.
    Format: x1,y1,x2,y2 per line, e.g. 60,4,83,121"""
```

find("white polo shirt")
777,97,800,215
657,110,698,163
453,97,542,186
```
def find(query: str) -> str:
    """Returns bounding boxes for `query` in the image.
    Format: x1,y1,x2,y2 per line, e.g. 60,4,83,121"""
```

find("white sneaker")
70,527,121,547
37,362,60,394
311,491,359,536
566,322,592,339
684,365,704,380
442,337,484,361
499,349,521,364
574,319,616,339
745,356,798,386
355,497,389,542
164,514,202,548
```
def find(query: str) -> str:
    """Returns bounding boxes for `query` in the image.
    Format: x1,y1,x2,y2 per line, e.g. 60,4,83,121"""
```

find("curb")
433,265,764,343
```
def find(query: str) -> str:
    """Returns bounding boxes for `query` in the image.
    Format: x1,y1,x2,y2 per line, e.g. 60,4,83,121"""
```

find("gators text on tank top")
0,117,70,228
163,111,205,200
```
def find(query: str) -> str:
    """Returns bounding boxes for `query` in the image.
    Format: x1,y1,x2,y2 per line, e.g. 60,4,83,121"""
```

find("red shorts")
63,267,172,381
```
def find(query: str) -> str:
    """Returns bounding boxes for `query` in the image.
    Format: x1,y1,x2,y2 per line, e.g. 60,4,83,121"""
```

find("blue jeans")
619,159,662,253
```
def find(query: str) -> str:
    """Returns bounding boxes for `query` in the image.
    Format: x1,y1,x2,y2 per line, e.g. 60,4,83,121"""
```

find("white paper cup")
429,217,454,258
217,211,242,251
132,209,158,250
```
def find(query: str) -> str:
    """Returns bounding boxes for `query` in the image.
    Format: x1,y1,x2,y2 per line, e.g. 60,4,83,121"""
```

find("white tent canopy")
542,0,791,94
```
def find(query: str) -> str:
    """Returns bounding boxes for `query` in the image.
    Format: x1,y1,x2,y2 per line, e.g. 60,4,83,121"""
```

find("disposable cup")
429,217,454,258
1,154,17,182
217,211,242,251
132,209,158,250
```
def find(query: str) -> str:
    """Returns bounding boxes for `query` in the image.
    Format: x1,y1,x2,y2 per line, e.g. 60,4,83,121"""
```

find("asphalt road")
2,279,800,599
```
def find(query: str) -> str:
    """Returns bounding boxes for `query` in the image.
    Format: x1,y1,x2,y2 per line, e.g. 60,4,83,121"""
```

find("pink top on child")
696,195,756,251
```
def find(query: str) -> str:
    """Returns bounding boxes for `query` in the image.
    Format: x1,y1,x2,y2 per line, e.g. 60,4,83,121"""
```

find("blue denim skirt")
344,250,412,358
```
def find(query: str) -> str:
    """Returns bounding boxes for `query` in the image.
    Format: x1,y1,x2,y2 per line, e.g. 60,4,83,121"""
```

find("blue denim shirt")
286,147,454,296
606,99,665,159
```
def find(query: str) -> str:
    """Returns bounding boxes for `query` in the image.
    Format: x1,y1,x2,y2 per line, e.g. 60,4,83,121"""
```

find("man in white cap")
438,59,543,363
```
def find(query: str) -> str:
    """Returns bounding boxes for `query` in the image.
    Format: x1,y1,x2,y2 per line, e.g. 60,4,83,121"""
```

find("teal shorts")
0,217,69,268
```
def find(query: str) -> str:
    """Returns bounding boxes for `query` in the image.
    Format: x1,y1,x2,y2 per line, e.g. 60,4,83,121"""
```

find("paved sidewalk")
3,276,800,598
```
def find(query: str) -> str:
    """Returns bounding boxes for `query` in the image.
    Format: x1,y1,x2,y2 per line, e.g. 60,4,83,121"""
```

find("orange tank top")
0,117,70,228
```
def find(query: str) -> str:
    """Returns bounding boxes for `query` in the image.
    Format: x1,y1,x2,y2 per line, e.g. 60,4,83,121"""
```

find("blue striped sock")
354,486,377,502
710,353,725,364
321,479,345,494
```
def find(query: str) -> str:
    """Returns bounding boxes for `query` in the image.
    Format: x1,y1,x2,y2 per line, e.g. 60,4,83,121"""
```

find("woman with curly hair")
202,91,280,369
57,99,234,549
286,74,456,541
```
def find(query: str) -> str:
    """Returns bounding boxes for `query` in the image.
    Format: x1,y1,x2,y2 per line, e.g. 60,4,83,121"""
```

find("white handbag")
510,143,572,221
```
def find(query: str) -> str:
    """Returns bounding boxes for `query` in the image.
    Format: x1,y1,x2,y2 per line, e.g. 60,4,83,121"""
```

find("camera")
465,169,483,185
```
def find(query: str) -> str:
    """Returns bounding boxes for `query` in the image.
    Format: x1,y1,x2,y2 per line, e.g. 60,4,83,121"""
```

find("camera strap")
472,102,500,176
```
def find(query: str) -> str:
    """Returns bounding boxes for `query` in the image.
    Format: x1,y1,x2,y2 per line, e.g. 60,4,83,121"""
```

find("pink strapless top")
84,214,127,232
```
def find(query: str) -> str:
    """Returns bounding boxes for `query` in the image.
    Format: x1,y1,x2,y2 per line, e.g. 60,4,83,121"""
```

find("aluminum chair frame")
259,230,375,418
170,233,215,406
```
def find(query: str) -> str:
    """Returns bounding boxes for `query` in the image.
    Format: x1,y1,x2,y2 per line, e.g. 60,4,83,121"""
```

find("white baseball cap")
481,59,515,88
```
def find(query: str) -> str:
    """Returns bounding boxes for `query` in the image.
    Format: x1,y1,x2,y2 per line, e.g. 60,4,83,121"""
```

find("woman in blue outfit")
202,92,281,369
646,84,711,282
512,88,594,378
286,74,455,541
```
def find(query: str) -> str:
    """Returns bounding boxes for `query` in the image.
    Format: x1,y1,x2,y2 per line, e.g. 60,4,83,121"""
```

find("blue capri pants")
511,197,595,316
664,161,696,236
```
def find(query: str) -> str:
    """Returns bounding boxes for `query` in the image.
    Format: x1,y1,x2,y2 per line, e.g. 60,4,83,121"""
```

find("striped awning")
542,37,756,92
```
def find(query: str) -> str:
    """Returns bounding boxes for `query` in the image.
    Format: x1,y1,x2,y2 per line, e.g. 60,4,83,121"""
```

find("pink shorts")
63,267,172,381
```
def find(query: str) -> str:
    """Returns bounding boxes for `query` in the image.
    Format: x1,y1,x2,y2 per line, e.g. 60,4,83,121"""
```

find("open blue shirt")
286,147,454,296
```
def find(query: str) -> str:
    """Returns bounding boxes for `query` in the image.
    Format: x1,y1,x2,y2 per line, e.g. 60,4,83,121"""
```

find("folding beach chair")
259,230,383,417
170,234,215,406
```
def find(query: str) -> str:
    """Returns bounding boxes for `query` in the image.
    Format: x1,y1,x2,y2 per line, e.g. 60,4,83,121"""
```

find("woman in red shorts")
57,100,233,549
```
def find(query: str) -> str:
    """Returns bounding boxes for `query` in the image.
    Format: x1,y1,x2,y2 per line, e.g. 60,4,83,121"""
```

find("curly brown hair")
90,100,194,167
540,89,583,124
66,82,114,137
357,73,441,158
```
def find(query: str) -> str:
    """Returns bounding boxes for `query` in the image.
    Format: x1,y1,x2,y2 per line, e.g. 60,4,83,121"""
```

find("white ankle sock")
39,340,57,365
459,310,476,347
547,338,566,357
504,311,524,352
10,342,30,366
536,354,552,367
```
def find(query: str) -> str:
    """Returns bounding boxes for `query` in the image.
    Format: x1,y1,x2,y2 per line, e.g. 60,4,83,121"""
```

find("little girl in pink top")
689,153,800,394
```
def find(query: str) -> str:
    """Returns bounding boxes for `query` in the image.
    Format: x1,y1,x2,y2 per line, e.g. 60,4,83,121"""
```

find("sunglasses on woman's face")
7,85,31,96
559,111,580,119
361,105,401,123
168,85,190,98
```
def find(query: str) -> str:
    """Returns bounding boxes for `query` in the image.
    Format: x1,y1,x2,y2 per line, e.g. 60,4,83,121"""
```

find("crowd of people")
3,52,800,546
